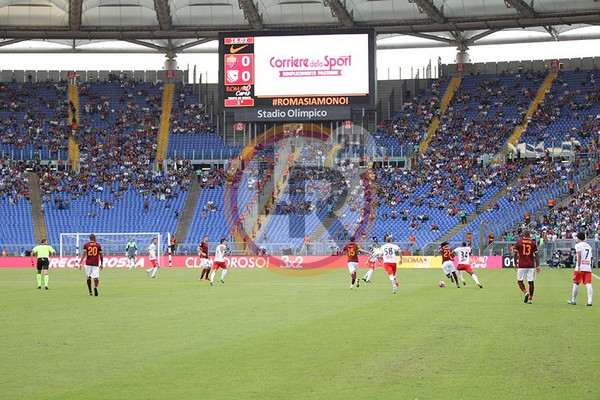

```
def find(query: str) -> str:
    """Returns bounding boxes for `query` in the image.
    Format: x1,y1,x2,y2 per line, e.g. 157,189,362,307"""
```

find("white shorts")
442,260,456,275
201,258,213,268
517,268,535,282
347,262,359,274
85,265,100,279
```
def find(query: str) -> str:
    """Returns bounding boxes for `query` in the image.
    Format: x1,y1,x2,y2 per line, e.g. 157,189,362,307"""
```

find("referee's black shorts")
36,258,49,270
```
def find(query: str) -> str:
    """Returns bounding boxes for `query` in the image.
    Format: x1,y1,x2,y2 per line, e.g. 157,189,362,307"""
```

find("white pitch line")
593,273,600,280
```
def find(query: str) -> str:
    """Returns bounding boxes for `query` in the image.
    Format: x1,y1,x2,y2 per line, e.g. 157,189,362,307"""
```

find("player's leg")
457,270,466,285
220,267,228,283
36,262,42,289
151,261,158,278
348,263,358,289
209,265,219,285
466,266,482,288
516,269,528,301
85,266,93,295
584,273,593,306
92,267,100,296
43,269,49,289
568,272,581,304
526,269,535,303
363,265,374,283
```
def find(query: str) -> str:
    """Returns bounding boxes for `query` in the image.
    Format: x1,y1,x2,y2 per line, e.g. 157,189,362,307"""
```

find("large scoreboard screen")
219,29,376,121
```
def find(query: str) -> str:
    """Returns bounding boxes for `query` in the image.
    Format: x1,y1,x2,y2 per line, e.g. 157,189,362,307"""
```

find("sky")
0,35,599,83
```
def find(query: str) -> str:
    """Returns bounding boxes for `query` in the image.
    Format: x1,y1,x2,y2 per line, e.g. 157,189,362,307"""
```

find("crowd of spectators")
0,80,71,155
0,160,30,204
524,70,600,151
170,85,216,134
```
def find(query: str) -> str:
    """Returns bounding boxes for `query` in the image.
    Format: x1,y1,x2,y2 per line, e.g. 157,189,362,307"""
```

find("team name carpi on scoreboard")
257,108,329,119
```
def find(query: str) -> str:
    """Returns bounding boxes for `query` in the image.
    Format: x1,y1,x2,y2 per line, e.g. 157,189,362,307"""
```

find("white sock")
458,271,465,281
572,284,579,302
210,270,216,282
364,269,373,281
471,273,480,285
151,267,158,277
388,274,397,288
586,283,593,304
221,269,228,281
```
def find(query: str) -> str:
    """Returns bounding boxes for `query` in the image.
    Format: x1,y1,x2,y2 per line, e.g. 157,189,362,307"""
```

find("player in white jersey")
145,238,159,278
209,238,229,286
373,236,402,294
362,244,381,284
453,242,483,289
568,232,594,306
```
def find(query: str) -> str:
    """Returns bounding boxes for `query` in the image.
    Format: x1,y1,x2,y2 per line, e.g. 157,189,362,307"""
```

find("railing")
166,148,242,160
0,149,69,161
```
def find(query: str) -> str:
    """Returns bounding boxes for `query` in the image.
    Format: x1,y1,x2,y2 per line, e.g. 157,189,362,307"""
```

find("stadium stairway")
27,171,48,244
156,83,174,170
418,76,461,155
68,84,80,171
497,72,558,161
325,145,342,167
254,145,302,242
174,172,201,248
68,136,80,172
308,164,371,246
436,164,533,246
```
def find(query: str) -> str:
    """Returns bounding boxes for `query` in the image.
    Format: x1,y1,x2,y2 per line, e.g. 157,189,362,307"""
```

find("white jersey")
147,243,157,260
454,246,471,265
575,241,593,272
215,244,227,262
376,243,400,264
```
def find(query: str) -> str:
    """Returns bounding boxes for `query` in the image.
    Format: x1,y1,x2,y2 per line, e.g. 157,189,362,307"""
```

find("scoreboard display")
219,29,376,120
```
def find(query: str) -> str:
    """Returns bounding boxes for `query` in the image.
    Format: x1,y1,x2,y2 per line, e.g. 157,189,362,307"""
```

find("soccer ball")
438,281,446,288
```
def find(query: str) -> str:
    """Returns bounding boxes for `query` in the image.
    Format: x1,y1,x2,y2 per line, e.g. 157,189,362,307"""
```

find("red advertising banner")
165,70,175,79
456,63,465,72
0,255,504,269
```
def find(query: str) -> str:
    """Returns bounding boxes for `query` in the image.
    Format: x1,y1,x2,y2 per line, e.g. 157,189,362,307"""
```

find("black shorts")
36,258,49,270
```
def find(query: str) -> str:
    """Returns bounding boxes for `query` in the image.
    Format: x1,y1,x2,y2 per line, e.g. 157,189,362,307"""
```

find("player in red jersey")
438,242,460,288
78,233,104,297
198,235,212,281
341,236,370,289
513,230,540,304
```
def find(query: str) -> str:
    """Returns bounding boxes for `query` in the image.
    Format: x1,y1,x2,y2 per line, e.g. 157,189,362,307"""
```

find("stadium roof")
0,0,599,54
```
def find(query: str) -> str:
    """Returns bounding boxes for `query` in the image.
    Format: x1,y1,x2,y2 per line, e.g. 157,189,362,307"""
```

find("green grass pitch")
1,267,599,400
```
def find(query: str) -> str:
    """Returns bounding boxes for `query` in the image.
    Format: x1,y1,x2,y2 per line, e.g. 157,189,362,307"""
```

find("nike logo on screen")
230,44,248,54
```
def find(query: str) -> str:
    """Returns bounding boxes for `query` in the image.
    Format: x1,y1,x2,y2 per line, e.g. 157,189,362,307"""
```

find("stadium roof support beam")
238,0,263,30
409,0,445,24
323,0,354,28
406,32,453,44
123,39,166,51
504,0,537,19
153,0,173,31
464,29,500,45
173,38,214,52
69,0,83,31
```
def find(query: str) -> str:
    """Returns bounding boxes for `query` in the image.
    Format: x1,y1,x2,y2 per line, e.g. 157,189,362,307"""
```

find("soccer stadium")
1,1,600,398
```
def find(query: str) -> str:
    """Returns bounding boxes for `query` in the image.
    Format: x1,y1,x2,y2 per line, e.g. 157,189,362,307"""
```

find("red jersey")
441,246,453,263
514,238,538,268
342,243,360,262
83,241,103,266
199,242,209,259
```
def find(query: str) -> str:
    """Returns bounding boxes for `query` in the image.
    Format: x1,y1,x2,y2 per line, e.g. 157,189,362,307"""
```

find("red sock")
94,278,99,288
351,273,356,285
86,278,92,292
517,281,527,293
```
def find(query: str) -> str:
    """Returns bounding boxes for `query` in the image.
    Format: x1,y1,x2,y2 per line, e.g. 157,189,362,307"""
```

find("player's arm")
396,247,403,264
357,246,371,255
512,248,519,270
99,249,104,270
30,247,36,267
575,248,581,272
535,250,540,273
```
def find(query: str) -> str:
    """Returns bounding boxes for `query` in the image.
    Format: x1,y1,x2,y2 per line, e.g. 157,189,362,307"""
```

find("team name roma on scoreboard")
257,108,330,119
